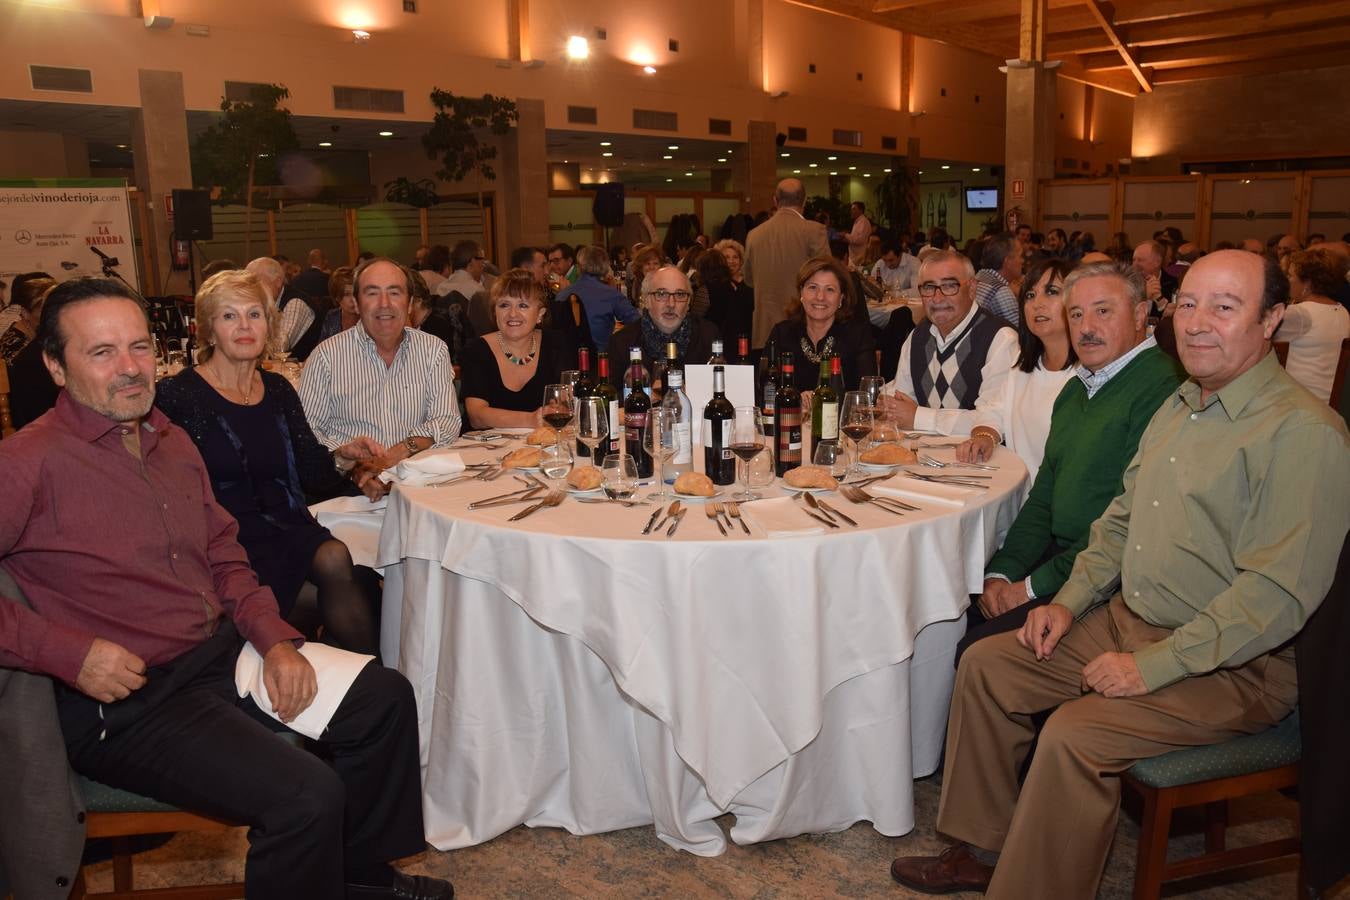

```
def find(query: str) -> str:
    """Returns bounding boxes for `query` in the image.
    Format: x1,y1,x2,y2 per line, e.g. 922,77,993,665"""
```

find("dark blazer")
0,568,86,899
604,317,721,392
290,266,330,301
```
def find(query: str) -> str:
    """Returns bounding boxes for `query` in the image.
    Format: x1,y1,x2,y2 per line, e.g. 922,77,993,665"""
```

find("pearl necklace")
498,332,539,366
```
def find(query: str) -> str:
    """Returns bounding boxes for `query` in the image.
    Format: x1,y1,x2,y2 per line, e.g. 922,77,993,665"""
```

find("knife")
468,486,543,510
644,500,680,534
809,494,858,527
665,507,688,536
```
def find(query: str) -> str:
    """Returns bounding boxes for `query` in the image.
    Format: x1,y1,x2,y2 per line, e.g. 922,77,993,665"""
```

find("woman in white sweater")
1275,247,1350,404
957,257,1077,491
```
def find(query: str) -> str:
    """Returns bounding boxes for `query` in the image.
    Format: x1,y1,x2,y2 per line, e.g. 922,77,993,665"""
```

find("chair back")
0,362,14,437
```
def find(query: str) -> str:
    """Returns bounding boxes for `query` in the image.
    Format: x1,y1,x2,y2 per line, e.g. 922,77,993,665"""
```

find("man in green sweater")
955,261,1185,661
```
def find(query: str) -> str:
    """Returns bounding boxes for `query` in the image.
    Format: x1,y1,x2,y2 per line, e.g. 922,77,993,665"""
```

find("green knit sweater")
987,345,1185,597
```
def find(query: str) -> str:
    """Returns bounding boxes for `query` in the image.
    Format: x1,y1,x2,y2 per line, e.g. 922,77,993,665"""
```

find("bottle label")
702,419,732,458
819,403,839,440
672,422,692,464
608,400,621,454
777,410,802,462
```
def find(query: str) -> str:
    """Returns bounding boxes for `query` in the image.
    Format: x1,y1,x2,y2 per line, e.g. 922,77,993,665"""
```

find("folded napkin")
739,496,825,537
378,449,465,486
872,472,977,508
234,641,374,739
309,496,386,569
309,494,388,515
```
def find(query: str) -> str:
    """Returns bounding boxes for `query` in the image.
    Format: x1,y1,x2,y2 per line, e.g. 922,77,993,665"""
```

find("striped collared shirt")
299,324,461,450
1077,336,1157,399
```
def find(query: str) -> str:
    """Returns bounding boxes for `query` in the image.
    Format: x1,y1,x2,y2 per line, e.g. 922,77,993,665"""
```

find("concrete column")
738,120,778,214
499,96,550,258
132,70,192,293
1003,62,1056,229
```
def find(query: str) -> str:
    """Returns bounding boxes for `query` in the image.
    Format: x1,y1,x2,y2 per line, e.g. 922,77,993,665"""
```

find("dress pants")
936,595,1297,899
58,633,425,900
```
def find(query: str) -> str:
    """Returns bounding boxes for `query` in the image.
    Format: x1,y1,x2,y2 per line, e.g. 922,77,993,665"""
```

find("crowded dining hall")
2,1,1350,898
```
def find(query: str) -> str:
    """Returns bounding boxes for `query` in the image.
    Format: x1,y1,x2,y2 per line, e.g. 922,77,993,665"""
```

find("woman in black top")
156,270,383,655
459,268,570,429
713,238,755,343
766,256,877,393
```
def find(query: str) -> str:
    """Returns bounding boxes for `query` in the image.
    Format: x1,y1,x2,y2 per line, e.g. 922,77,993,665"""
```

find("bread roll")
504,447,542,469
860,443,917,466
566,466,603,491
673,471,716,497
525,426,556,446
783,466,839,490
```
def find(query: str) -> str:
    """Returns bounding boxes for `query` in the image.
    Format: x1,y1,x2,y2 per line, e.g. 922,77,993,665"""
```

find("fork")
904,471,991,490
507,490,564,521
839,484,912,515
705,503,728,535
711,501,735,531
918,453,998,472
725,501,752,535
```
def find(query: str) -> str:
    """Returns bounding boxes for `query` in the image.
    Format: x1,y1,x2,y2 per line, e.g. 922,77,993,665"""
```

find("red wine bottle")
772,352,802,476
702,365,736,485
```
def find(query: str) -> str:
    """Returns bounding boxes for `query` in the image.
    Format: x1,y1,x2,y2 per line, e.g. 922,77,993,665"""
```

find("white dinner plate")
566,485,604,496
779,482,837,494
858,462,900,472
672,488,725,503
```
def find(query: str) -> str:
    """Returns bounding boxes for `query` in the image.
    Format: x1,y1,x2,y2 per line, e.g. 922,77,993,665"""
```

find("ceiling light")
642,65,656,75
319,141,332,147
848,166,856,171
668,145,680,150
116,144,128,149
971,167,981,173
602,151,613,157
793,169,801,174
827,156,837,161
566,35,590,59
726,149,733,154
685,171,694,176
600,141,611,147
378,130,394,137
780,152,790,158
716,158,727,163
352,29,370,43
829,171,837,176
666,178,673,182
941,164,950,170
883,168,891,173
918,170,924,175
808,163,817,168
663,155,673,160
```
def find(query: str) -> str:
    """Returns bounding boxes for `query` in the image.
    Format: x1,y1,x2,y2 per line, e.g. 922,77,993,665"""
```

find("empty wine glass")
644,407,677,500
600,454,638,501
812,439,849,479
729,406,766,501
559,369,582,389
538,442,573,492
573,395,609,462
541,383,574,447
858,376,886,412
839,390,872,479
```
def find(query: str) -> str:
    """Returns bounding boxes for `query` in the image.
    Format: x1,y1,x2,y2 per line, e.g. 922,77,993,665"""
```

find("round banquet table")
374,438,1026,855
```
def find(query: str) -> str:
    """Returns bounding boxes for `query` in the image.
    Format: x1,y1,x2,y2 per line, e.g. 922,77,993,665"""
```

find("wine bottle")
736,335,750,365
596,351,620,456
759,341,778,442
623,368,653,478
702,365,736,485
661,369,694,481
573,346,596,459
773,352,802,476
708,339,726,366
621,347,648,404
828,352,845,397
810,354,840,458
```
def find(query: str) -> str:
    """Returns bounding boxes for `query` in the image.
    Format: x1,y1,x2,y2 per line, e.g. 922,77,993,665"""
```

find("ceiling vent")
787,126,807,142
633,108,677,131
30,65,93,93
833,128,863,147
567,105,598,125
708,118,732,136
333,86,405,114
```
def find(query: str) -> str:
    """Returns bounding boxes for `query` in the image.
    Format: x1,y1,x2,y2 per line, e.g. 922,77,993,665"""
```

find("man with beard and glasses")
955,261,1184,660
0,278,452,900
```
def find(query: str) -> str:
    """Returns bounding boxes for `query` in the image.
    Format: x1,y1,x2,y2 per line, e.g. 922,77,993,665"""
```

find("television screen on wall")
965,188,998,211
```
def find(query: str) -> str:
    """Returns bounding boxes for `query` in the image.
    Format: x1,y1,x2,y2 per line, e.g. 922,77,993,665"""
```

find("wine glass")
839,391,873,479
858,376,886,412
600,454,638,501
541,383,574,447
573,396,609,462
559,369,582,389
729,406,766,501
644,407,677,500
811,439,848,479
538,442,574,492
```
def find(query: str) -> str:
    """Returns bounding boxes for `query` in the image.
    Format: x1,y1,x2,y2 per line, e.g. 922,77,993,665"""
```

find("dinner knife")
645,500,681,534
810,495,858,527
665,507,688,536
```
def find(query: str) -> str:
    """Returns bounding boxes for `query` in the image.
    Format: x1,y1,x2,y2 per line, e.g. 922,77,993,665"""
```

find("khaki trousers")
936,596,1297,899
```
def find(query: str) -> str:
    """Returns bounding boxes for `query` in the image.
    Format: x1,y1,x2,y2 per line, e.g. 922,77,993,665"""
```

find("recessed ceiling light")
827,156,837,161
780,152,790,158
716,158,727,163
883,168,891,173
726,149,733,154
668,145,679,150
848,166,856,171
808,163,817,168
666,178,673,182
602,151,612,157
863,173,871,178
829,171,837,176
378,130,394,137
352,29,370,43
642,65,656,75
685,171,694,176
663,155,673,160
319,141,332,147
941,164,950,170
793,169,801,174
600,141,611,146
971,167,981,173
116,143,128,149
918,170,924,174
566,35,589,59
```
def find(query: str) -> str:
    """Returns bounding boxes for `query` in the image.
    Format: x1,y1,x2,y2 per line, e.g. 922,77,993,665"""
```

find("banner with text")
0,178,140,292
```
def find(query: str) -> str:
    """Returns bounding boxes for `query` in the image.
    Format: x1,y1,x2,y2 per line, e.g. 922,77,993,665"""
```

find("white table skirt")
374,441,1026,854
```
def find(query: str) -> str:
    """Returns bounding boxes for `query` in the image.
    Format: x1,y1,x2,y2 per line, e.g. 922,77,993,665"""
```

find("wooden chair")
1122,713,1302,900
0,361,13,437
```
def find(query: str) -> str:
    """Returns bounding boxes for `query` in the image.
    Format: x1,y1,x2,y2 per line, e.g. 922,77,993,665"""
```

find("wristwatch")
404,435,420,457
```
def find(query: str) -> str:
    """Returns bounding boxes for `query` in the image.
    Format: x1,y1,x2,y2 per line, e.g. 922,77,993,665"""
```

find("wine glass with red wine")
541,383,574,448
729,406,767,501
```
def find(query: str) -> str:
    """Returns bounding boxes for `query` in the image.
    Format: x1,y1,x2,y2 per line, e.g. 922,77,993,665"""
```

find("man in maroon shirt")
0,279,451,900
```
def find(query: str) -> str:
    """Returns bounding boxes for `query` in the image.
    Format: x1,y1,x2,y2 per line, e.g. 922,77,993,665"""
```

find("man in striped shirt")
300,258,461,498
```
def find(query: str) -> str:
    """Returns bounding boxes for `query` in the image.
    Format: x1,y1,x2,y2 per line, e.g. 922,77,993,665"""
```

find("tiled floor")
81,776,1345,898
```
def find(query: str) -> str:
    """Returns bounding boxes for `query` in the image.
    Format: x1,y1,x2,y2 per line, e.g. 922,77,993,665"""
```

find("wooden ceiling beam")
1082,0,1152,92
1054,56,1140,97
1079,23,1350,71
1108,0,1326,26
871,0,946,11
1150,47,1350,84
788,0,1005,52
1046,0,1343,55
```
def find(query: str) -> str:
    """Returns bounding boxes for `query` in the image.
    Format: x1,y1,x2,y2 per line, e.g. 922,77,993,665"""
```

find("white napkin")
872,473,977,508
739,496,826,537
309,496,386,570
309,494,388,515
234,641,374,739
378,449,465,486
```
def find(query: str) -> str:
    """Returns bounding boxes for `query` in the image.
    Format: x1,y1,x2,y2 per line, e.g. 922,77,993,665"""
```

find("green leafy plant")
190,83,298,259
421,90,518,229
384,176,440,208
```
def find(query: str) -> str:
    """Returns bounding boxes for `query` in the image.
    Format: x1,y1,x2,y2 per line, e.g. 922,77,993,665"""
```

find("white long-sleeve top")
972,361,1077,491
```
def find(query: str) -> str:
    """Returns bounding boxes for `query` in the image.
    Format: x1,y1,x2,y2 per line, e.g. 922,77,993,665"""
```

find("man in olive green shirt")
892,250,1350,898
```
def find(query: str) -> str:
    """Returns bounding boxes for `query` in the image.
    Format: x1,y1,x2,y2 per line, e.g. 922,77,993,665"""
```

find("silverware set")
838,484,917,514
508,490,565,521
643,500,682,535
903,470,991,490
917,453,998,472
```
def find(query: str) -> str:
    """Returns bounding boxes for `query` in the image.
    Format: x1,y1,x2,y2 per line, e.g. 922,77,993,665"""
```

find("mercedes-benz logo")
14,229,32,244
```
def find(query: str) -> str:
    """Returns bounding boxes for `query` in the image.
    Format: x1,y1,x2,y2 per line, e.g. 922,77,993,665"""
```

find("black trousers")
58,629,425,900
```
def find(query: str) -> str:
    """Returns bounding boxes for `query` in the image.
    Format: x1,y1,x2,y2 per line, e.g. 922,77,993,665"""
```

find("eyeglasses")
918,279,964,298
647,289,691,303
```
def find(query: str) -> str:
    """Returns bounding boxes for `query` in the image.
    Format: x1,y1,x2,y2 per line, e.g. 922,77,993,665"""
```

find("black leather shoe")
346,870,454,900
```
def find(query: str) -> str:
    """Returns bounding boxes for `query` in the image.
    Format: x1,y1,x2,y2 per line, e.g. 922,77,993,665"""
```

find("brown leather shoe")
890,843,993,894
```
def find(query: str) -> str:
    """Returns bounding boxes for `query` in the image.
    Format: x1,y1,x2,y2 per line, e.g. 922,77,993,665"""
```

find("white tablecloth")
376,443,1026,854
867,296,926,328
